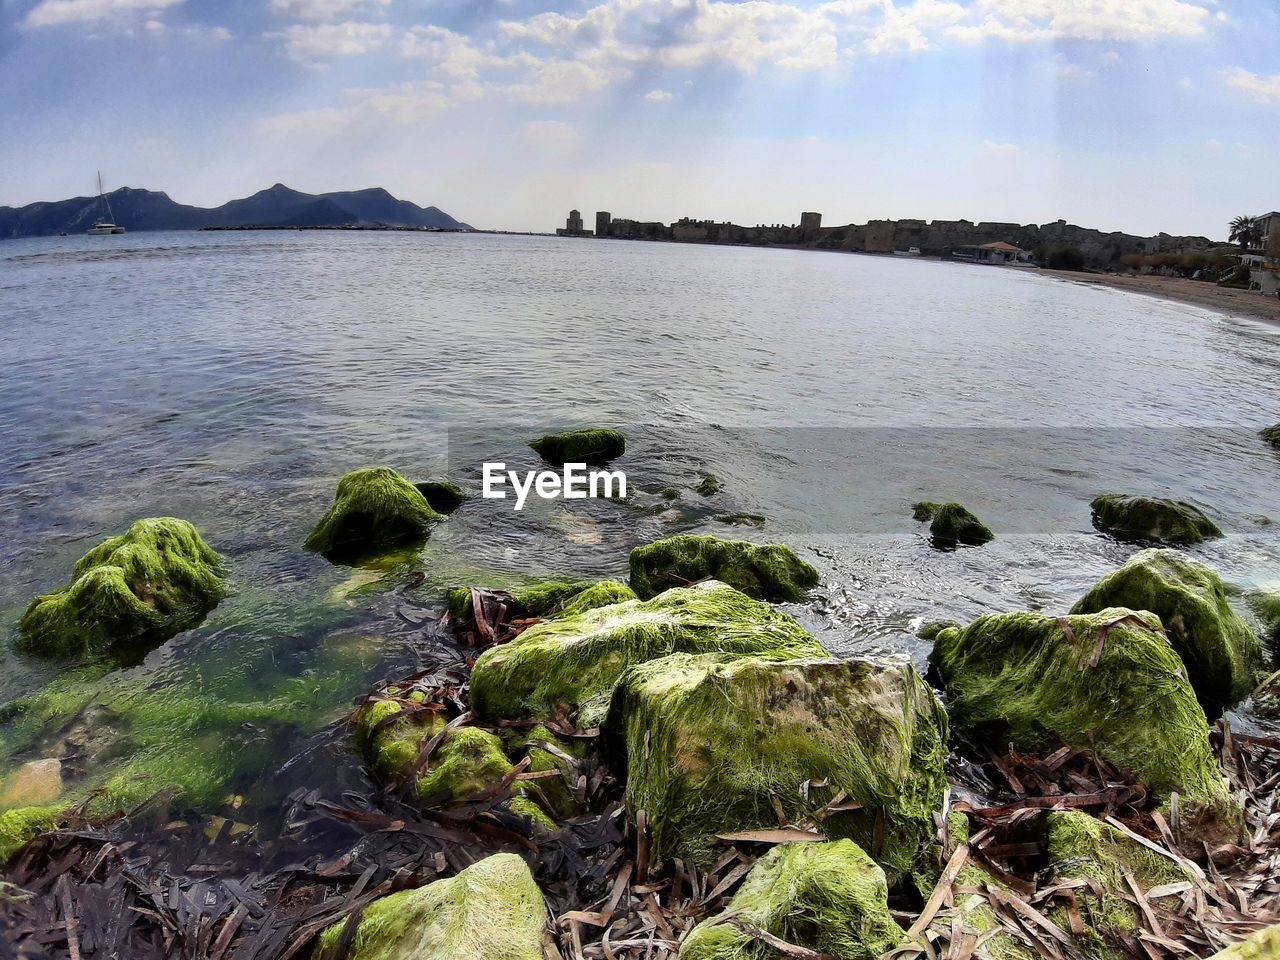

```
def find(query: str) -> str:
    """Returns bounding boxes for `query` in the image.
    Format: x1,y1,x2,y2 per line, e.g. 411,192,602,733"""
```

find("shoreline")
1039,268,1280,326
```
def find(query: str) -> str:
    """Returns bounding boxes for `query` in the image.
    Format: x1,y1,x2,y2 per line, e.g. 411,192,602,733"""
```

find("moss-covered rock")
1045,810,1190,950
1207,924,1280,960
1072,549,1262,714
911,502,994,548
471,581,826,727
418,727,514,802
529,428,625,465
314,853,549,960
557,580,636,617
629,535,818,602
17,517,226,658
507,724,580,819
1260,425,1280,449
305,467,440,557
446,579,632,625
696,474,721,496
606,653,949,872
0,805,61,865
680,839,905,960
930,609,1236,838
1247,591,1280,650
414,479,466,514
1089,494,1222,544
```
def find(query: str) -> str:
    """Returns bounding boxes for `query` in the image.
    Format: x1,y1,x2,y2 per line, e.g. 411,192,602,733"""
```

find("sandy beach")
1041,269,1280,326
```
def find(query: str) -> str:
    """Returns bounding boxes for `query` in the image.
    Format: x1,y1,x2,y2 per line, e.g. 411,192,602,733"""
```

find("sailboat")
87,172,125,235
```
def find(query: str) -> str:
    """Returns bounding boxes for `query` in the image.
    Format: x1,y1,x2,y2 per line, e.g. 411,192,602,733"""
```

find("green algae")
930,609,1237,839
1072,549,1262,714
470,580,827,727
680,839,905,960
1046,810,1189,946
508,795,556,830
1089,494,1222,544
628,534,818,602
305,466,441,558
414,479,466,514
556,580,637,617
606,653,949,873
529,428,625,466
696,474,721,496
418,727,513,802
17,517,227,658
507,724,579,819
0,805,61,864
911,502,994,547
659,487,680,501
1246,591,1280,650
1207,924,1280,960
445,578,632,625
1260,425,1280,449
314,852,549,960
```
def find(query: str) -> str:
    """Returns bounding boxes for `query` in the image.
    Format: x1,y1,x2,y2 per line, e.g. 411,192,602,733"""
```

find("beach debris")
314,853,551,960
605,653,948,874
1072,549,1262,714
1089,494,1223,544
929,608,1241,842
469,581,824,726
413,478,467,514
911,502,994,548
529,428,626,466
16,517,227,659
681,839,905,960
304,466,441,558
628,534,819,601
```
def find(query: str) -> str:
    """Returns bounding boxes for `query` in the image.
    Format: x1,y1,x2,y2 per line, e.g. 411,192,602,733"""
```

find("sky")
0,0,1277,236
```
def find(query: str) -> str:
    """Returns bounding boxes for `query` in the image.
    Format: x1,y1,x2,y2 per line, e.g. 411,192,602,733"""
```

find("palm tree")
1229,214,1260,251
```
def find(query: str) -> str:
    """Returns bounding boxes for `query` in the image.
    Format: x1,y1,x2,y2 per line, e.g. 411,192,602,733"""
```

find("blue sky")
1,0,1277,235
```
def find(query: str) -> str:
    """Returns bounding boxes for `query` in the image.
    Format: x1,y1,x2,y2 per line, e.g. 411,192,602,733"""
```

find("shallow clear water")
1,230,1279,824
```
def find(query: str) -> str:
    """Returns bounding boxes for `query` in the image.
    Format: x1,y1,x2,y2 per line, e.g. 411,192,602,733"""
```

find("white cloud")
269,0,392,21
947,0,1212,43
278,20,393,60
982,139,1020,154
1178,76,1193,90
143,17,230,39
1222,67,1280,105
645,89,673,102
1056,58,1095,81
25,0,183,27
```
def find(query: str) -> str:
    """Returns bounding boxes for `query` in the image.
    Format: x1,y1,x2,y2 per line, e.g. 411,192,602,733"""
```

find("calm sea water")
1,230,1279,826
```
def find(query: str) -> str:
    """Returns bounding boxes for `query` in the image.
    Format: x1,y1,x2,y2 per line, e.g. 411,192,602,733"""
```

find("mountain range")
0,184,471,238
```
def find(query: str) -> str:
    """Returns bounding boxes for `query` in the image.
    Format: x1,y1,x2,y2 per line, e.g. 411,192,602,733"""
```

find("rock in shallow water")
911,502,994,548
680,839,905,960
469,581,825,726
528,427,625,465
305,466,441,558
1072,548,1261,715
314,853,551,960
605,653,949,873
414,478,466,514
628,534,818,602
17,517,226,658
1089,494,1222,544
929,609,1238,841
1261,424,1280,449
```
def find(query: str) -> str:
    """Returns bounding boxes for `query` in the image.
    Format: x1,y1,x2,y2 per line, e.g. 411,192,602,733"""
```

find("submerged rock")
1045,810,1191,952
0,759,62,807
529,428,625,465
1072,549,1262,714
628,534,818,602
606,653,949,873
314,853,550,960
17,517,226,658
0,806,60,865
696,474,721,496
930,609,1236,839
1089,494,1222,544
470,581,825,726
911,502,994,548
1261,425,1280,449
1208,924,1280,960
414,478,467,514
714,513,765,527
680,839,905,960
305,466,441,557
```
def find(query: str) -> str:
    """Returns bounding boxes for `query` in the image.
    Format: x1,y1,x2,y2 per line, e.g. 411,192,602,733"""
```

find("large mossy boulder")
529,428,625,466
1208,924,1280,960
470,581,826,726
17,517,226,658
314,853,550,960
606,653,949,873
305,467,441,557
628,534,818,602
1045,810,1191,953
1089,494,1222,544
930,609,1237,838
680,840,905,960
1072,549,1262,714
911,502,994,548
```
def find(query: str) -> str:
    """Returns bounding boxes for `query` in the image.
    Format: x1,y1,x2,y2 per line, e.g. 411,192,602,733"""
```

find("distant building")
955,241,1033,264
800,212,822,240
595,211,611,236
1257,211,1280,254
555,209,592,237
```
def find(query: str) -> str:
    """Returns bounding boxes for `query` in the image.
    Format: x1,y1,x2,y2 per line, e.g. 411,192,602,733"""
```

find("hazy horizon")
2,0,1277,237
